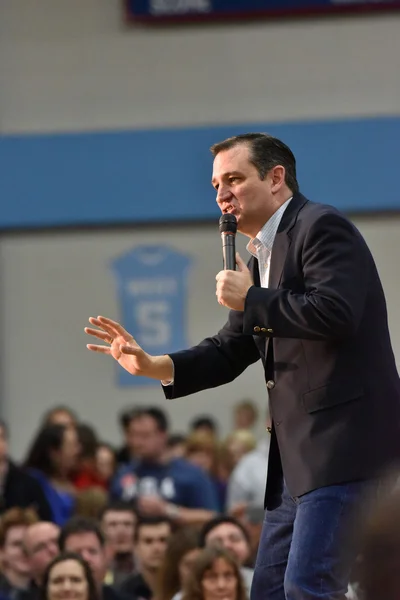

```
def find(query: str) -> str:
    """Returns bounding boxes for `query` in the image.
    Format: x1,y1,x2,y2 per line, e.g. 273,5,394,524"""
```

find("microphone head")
219,213,237,235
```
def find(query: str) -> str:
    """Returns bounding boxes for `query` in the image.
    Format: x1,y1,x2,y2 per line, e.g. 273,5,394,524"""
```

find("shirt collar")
247,196,292,258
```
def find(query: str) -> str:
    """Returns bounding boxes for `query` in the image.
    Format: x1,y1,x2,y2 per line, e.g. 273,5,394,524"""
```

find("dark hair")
167,434,187,448
24,424,67,476
76,424,98,460
119,406,169,433
42,406,78,427
199,515,250,548
181,545,247,600
134,516,172,543
59,517,105,551
99,501,137,522
210,132,299,194
190,416,218,434
41,552,99,600
155,527,200,600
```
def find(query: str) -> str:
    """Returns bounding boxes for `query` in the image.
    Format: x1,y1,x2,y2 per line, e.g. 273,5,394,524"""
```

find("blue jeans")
251,481,371,600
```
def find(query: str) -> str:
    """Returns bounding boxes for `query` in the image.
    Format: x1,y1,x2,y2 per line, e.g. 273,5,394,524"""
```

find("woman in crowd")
181,546,247,600
95,443,117,488
41,552,99,600
24,424,80,526
185,432,226,512
155,527,200,600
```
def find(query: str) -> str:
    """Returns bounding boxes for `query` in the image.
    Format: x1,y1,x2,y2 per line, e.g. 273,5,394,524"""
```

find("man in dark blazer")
85,133,400,599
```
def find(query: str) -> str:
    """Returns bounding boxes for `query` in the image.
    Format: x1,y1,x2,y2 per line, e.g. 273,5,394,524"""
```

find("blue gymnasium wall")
1,115,399,230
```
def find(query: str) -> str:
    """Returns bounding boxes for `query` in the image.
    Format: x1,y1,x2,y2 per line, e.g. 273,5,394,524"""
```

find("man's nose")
216,186,232,204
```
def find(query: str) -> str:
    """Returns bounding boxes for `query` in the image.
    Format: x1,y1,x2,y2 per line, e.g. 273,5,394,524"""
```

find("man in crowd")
0,509,38,598
100,502,137,585
110,407,218,525
59,516,129,600
23,521,60,599
199,515,254,594
119,516,172,600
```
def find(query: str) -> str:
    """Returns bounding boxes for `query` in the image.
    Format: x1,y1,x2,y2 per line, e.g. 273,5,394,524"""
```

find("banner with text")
125,0,400,22
111,244,192,387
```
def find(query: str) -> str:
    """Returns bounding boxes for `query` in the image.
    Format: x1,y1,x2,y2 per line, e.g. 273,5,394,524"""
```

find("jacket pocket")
303,382,363,414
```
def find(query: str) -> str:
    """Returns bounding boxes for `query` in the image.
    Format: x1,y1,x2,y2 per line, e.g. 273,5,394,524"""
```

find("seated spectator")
199,516,253,594
233,401,258,431
181,546,247,600
100,502,137,585
166,435,187,460
115,408,138,466
190,417,219,439
185,432,226,512
23,521,60,597
224,430,256,468
155,527,200,600
41,552,99,600
74,488,108,520
24,425,80,526
0,421,52,521
119,516,172,600
110,408,218,526
0,508,38,597
95,445,117,489
73,425,106,490
59,517,127,600
41,407,78,430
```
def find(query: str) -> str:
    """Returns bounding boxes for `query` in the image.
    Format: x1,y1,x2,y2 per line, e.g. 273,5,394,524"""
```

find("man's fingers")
86,344,112,354
236,252,249,272
97,316,135,342
120,345,141,355
84,327,112,343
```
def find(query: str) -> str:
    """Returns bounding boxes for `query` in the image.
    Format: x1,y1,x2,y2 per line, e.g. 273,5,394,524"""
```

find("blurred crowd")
0,400,270,600
1,403,400,600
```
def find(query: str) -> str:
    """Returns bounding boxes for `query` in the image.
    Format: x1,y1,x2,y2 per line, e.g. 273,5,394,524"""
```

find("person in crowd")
199,516,253,594
72,425,105,491
58,517,127,600
40,552,99,600
0,508,38,597
74,489,108,521
95,445,116,490
185,432,226,512
181,546,247,600
155,527,200,600
99,502,137,585
233,401,258,432
24,425,80,526
190,418,219,440
115,408,138,465
0,421,52,521
166,435,187,461
118,517,172,600
224,431,256,470
41,408,78,430
23,522,61,597
110,407,219,526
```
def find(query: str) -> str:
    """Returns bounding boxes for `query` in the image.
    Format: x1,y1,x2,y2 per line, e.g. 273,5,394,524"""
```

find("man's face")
101,510,136,555
205,522,250,565
63,532,107,586
24,522,60,583
126,416,166,461
1,525,31,577
134,523,171,571
212,144,280,238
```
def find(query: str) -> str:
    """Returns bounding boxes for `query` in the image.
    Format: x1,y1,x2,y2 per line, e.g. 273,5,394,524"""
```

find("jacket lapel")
268,193,308,289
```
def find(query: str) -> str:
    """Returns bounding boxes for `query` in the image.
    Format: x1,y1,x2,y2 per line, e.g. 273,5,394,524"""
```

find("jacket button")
261,327,267,333
266,380,275,390
267,328,273,334
253,326,261,333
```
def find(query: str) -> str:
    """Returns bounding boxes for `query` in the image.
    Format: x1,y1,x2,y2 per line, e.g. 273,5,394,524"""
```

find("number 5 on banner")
135,301,171,346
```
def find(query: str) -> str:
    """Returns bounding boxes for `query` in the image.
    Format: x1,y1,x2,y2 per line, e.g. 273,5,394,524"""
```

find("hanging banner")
125,0,400,22
111,244,193,387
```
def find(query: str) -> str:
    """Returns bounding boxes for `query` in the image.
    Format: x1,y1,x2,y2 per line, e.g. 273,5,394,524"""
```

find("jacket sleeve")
163,307,260,400
243,212,370,341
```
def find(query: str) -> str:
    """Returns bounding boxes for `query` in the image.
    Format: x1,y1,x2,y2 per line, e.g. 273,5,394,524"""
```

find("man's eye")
229,177,238,183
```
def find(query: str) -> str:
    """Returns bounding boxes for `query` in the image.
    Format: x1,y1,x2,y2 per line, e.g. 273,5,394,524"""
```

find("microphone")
219,213,237,271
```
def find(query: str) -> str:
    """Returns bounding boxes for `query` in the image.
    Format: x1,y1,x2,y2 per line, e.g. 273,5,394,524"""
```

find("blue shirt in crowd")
110,458,219,511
